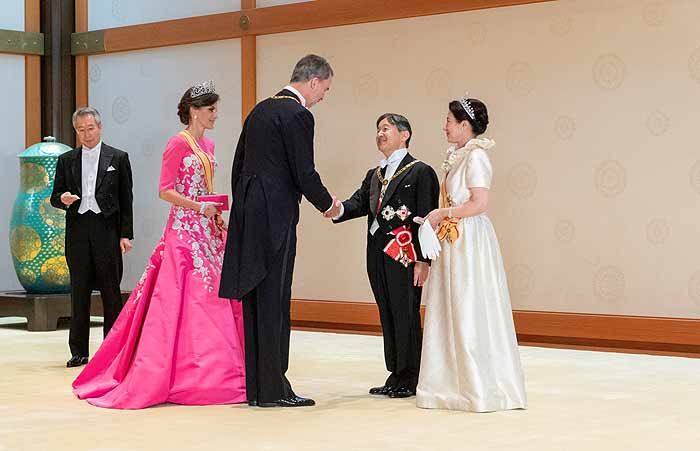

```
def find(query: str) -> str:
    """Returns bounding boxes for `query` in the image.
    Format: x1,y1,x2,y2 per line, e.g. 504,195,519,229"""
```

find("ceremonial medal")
383,226,417,268
381,205,396,221
396,205,411,222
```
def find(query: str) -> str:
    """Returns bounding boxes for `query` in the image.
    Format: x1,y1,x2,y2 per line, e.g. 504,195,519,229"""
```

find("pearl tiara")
458,94,475,121
190,80,216,98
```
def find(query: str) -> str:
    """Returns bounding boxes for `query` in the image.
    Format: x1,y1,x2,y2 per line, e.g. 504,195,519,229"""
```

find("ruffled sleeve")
466,148,493,189
158,135,188,192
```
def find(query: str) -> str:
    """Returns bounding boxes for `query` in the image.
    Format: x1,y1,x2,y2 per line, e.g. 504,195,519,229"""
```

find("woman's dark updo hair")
449,98,489,135
177,89,220,125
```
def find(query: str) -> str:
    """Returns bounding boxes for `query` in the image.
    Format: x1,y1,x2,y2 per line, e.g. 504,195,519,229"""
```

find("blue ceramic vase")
9,137,72,293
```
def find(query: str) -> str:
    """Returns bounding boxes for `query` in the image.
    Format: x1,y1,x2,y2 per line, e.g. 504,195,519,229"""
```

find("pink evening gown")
72,134,246,409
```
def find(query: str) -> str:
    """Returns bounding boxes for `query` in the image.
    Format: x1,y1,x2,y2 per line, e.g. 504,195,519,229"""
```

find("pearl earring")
194,115,198,120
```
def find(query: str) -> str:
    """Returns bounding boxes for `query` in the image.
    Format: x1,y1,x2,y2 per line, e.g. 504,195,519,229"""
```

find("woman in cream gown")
416,97,527,412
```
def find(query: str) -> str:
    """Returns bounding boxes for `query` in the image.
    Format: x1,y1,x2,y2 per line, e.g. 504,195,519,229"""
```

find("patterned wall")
258,0,700,318
88,40,242,288
0,3,27,291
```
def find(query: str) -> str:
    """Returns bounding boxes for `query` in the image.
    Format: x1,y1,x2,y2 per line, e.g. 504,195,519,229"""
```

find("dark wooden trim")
70,0,553,55
25,0,42,147
290,299,700,358
512,310,700,345
244,0,553,37
0,29,44,56
40,0,76,146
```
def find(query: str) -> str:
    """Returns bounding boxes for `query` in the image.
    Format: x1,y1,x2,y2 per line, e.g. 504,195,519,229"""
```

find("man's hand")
120,238,133,254
60,192,80,206
414,261,430,287
323,197,342,219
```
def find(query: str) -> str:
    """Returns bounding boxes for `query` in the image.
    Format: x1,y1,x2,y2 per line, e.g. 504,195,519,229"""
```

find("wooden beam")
290,299,700,357
75,0,88,109
74,0,88,146
246,0,553,36
513,311,700,346
24,0,41,147
241,0,257,122
74,0,553,55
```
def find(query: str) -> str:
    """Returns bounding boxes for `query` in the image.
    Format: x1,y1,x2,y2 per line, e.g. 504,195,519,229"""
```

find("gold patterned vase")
10,137,71,293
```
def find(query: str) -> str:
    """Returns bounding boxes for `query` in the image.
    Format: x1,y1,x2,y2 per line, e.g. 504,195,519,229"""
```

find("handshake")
322,196,343,220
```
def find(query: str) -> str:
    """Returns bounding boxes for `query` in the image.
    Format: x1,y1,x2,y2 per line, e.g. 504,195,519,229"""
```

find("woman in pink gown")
72,81,246,409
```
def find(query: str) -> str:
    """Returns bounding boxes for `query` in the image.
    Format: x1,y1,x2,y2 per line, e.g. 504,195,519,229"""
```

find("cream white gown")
416,138,527,412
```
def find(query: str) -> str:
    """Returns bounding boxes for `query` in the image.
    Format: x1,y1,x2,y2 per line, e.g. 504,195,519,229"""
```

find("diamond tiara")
458,95,475,121
190,80,216,98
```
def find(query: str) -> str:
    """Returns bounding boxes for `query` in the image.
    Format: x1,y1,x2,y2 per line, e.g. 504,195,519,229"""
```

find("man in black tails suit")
51,107,134,368
327,113,439,398
220,55,340,407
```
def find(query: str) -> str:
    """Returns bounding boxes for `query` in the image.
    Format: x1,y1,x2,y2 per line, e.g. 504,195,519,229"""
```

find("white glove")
414,217,442,260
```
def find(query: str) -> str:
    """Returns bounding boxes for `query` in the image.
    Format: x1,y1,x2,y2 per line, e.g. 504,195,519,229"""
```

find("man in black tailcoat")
51,107,134,368
328,113,439,398
220,55,340,407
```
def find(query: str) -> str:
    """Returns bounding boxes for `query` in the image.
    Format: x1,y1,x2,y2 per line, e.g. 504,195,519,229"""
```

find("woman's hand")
425,208,447,230
200,202,222,218
414,261,430,287
213,214,227,237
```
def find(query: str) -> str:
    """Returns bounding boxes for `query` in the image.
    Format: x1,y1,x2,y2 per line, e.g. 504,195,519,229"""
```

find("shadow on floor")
0,317,104,331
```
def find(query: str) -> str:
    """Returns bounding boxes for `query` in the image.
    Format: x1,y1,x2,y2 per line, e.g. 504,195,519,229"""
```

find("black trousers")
65,211,124,357
242,225,297,403
366,232,423,391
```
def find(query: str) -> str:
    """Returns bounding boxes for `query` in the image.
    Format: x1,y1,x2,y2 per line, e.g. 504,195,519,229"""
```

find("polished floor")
0,317,698,451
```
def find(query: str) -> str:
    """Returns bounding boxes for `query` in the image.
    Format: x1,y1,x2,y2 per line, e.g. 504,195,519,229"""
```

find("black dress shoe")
292,396,315,406
258,396,316,407
247,400,258,406
369,385,394,395
66,356,89,368
387,387,415,398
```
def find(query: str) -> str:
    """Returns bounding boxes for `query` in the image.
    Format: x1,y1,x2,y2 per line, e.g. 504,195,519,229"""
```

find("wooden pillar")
75,0,88,109
241,0,257,122
25,0,42,147
40,0,76,146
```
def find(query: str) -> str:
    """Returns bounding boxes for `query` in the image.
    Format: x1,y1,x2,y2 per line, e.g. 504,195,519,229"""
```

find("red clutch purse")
197,194,229,211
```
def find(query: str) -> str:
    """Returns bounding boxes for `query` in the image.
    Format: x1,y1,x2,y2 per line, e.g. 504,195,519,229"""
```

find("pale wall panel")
1,55,27,291
88,40,242,288
258,0,700,318
88,0,241,30
0,2,23,30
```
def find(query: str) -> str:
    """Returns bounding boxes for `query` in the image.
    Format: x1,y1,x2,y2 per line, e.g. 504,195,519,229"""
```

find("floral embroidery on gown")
72,134,246,409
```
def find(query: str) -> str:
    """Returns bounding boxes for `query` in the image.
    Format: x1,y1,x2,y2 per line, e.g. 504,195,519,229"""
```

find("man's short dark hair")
290,54,334,83
376,113,412,148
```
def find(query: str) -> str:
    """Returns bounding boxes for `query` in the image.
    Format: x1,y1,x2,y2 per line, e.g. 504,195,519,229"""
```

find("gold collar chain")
376,159,421,189
270,95,300,104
